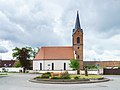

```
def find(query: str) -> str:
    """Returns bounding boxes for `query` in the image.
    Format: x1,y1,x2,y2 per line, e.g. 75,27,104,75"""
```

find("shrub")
25,70,29,73
85,64,99,70
62,76,71,79
15,61,21,67
41,74,49,78
118,66,120,69
41,72,51,78
34,76,41,79
45,72,51,76
74,76,79,79
61,71,71,79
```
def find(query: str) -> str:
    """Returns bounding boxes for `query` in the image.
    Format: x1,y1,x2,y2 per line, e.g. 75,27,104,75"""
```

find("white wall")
33,60,72,71
80,69,103,75
0,68,2,72
33,60,43,70
0,67,23,72
29,70,77,74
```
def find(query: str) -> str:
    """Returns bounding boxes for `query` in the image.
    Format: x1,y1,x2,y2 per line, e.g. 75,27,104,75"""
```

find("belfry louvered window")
77,37,80,44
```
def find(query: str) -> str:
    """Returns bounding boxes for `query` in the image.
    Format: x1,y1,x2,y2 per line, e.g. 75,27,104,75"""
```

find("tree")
69,59,79,74
28,47,40,59
85,64,99,70
12,47,39,72
84,66,88,76
15,61,21,68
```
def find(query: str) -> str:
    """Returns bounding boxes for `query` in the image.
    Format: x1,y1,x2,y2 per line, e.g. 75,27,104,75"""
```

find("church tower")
72,11,83,70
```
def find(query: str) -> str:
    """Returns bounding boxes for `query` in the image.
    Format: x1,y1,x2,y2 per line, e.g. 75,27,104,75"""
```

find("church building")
33,11,84,71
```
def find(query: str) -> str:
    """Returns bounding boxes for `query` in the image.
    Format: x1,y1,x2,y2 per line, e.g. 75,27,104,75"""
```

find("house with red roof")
33,11,84,71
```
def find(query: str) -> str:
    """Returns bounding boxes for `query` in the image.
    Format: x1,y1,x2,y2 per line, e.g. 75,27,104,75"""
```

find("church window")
78,55,79,59
40,63,42,70
64,63,66,70
77,37,80,44
52,63,54,70
78,47,79,49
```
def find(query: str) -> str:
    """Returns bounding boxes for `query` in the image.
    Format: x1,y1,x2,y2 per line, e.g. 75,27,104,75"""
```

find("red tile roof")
34,46,74,60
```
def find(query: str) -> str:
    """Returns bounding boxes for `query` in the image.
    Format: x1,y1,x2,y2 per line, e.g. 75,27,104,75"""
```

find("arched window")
52,63,54,70
40,63,42,70
77,37,80,44
64,63,66,70
78,55,79,59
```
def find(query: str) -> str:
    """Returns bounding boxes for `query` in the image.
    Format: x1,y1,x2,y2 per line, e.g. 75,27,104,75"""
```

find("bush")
15,61,21,67
74,76,79,79
34,76,41,79
118,66,120,69
51,71,70,79
41,72,51,79
45,72,51,76
85,64,99,70
41,74,49,78
61,71,70,79
25,70,29,73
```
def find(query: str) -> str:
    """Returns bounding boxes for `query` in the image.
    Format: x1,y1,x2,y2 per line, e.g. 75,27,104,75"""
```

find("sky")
0,0,120,61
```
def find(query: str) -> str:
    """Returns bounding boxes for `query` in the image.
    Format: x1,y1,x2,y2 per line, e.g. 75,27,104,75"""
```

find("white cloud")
0,46,8,53
0,0,120,61
0,39,14,59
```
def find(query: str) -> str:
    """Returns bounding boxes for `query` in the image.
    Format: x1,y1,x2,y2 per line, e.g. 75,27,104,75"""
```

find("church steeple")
75,11,81,29
72,11,84,70
73,11,83,34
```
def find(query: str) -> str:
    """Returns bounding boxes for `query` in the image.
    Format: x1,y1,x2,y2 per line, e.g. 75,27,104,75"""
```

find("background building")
0,59,16,67
84,61,120,68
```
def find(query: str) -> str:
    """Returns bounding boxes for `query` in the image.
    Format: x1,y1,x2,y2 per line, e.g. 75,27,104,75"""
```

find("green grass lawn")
35,74,103,80
70,75,103,79
0,73,8,75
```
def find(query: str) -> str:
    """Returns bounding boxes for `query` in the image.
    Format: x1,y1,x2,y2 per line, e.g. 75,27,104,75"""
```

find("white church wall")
44,60,72,70
33,60,43,70
33,60,72,71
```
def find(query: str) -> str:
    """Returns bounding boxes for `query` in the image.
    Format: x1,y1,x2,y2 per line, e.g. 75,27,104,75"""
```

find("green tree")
15,61,21,67
84,66,88,76
69,59,79,74
25,47,39,59
12,47,39,72
85,64,99,70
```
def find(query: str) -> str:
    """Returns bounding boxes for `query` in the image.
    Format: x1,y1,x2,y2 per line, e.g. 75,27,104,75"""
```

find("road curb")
29,78,110,84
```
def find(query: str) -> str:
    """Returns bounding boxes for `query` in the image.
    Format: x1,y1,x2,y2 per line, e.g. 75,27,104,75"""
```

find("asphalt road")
0,73,120,90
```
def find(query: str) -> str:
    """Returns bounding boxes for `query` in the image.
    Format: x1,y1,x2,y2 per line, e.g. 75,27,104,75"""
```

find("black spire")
75,11,81,29
73,11,83,34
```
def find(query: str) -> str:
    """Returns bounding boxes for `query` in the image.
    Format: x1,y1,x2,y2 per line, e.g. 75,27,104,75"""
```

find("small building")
0,60,16,67
33,46,74,70
84,61,120,68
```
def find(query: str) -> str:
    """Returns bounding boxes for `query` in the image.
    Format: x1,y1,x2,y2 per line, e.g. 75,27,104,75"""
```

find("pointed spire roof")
73,11,83,34
75,11,81,29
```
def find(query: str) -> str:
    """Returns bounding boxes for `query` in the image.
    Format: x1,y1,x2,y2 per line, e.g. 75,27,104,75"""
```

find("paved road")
0,73,120,90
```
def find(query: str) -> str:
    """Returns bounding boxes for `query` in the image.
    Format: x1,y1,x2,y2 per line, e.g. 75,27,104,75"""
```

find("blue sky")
0,0,120,61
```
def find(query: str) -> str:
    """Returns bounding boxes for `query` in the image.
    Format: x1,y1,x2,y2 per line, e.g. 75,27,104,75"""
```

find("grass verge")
70,75,103,79
0,73,8,75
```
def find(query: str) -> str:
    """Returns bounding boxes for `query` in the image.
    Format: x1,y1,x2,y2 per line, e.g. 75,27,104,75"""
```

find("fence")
80,69,103,75
103,68,120,75
0,67,23,72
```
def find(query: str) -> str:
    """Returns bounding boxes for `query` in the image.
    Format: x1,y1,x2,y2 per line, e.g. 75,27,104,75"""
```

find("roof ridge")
42,46,73,48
